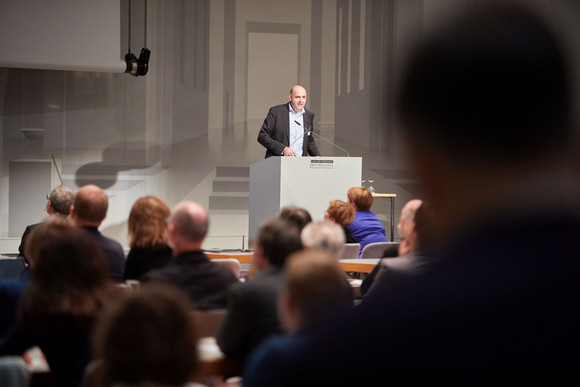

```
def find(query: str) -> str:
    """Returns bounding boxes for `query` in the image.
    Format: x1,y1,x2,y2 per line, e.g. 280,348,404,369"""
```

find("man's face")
289,86,307,113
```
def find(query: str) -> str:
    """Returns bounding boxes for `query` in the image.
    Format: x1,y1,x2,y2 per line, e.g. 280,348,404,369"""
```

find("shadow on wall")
75,141,162,189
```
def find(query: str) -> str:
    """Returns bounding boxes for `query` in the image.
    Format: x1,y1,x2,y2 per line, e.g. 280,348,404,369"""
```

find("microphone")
294,120,350,157
288,120,312,149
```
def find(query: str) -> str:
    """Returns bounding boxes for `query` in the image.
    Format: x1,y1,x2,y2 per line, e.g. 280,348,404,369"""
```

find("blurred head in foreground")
94,283,197,387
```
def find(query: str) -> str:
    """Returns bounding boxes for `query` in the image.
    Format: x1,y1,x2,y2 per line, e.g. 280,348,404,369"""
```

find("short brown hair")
94,283,197,386
285,249,352,329
347,187,373,211
326,200,355,228
128,196,171,249
74,185,108,223
256,219,303,267
24,217,113,318
279,206,313,231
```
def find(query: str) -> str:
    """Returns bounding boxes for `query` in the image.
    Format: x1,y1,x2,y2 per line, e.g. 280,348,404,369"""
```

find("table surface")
339,258,379,273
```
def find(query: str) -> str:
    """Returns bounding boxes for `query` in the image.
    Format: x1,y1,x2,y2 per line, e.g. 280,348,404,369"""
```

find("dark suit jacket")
142,250,239,310
246,210,580,386
257,103,321,158
123,245,172,281
362,251,437,299
216,266,284,366
18,223,40,262
83,226,125,282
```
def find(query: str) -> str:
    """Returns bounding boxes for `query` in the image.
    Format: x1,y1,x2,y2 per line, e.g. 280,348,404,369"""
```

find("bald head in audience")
70,184,109,227
166,201,209,255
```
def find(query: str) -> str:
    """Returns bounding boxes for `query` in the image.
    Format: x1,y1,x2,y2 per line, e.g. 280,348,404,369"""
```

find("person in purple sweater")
346,187,387,257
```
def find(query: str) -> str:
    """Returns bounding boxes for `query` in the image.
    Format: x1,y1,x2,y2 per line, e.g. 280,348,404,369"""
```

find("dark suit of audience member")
240,5,580,386
141,200,237,310
70,184,125,282
217,219,303,375
82,227,125,282
143,250,236,310
18,185,74,262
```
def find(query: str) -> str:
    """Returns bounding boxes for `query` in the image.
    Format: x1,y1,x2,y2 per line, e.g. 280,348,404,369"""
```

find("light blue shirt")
288,103,305,156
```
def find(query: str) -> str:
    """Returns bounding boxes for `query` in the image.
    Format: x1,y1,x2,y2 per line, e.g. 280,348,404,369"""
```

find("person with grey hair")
18,185,75,260
142,201,238,310
300,221,345,256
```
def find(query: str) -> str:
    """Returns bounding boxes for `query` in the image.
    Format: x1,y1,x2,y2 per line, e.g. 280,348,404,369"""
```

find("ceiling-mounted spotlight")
124,0,150,77
125,48,150,76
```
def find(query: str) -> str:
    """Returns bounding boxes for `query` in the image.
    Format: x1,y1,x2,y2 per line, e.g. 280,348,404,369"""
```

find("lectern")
249,157,362,241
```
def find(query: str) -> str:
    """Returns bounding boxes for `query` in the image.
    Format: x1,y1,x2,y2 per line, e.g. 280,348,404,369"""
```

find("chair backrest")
341,243,361,259
361,242,400,259
190,309,227,338
212,258,241,278
0,357,30,387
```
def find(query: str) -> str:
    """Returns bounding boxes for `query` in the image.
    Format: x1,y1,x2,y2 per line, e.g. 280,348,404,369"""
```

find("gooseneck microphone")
294,120,350,157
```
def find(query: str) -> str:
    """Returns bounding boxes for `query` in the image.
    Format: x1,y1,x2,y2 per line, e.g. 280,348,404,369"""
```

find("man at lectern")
257,85,321,158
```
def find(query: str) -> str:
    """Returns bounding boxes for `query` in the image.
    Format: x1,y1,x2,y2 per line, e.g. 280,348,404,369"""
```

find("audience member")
240,4,580,385
0,218,117,387
242,250,353,386
91,283,198,387
364,202,437,298
18,185,74,261
346,187,387,256
300,221,345,256
360,199,423,295
142,201,238,310
217,219,302,376
324,200,356,243
124,196,173,281
396,199,422,256
70,184,125,282
278,206,312,232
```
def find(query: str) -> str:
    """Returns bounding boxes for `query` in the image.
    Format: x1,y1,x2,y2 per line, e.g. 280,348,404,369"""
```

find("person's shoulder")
269,103,289,113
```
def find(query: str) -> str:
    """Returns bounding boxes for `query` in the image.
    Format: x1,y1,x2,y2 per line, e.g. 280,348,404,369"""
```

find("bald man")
397,199,423,256
142,201,238,310
70,184,125,282
257,85,321,158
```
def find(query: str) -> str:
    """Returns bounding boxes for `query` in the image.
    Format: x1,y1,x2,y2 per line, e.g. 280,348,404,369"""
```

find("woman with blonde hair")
124,196,173,280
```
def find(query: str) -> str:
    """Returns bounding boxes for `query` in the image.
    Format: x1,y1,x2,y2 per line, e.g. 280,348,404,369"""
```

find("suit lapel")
283,103,290,145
